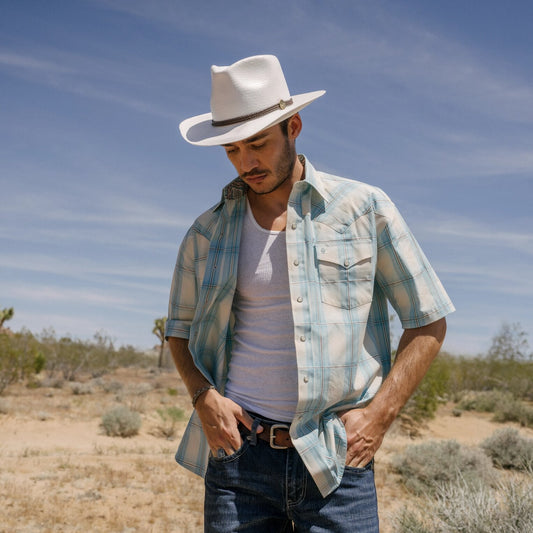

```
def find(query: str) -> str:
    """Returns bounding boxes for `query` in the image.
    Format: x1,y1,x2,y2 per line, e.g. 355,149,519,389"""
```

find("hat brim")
179,90,325,146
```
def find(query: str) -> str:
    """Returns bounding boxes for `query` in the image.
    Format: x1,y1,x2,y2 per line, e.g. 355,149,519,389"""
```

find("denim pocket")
344,459,374,474
208,438,250,464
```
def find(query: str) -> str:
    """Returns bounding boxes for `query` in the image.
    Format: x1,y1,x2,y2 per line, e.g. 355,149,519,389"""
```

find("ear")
287,113,302,140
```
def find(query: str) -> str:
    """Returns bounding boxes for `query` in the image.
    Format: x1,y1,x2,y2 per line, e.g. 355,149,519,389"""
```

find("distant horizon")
2,1,532,356
3,310,529,361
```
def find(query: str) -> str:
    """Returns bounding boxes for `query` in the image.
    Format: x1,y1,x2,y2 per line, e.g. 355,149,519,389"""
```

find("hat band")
211,98,293,127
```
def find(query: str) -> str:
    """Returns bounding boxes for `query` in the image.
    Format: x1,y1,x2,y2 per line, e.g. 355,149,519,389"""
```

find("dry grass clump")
151,406,187,440
393,473,533,533
456,390,533,429
101,405,142,437
392,439,494,495
481,427,533,470
391,429,533,533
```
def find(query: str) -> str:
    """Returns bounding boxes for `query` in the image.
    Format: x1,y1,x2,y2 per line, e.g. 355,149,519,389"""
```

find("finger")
235,408,264,433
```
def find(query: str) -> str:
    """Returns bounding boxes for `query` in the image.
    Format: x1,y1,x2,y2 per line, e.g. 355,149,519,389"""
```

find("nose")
239,147,259,173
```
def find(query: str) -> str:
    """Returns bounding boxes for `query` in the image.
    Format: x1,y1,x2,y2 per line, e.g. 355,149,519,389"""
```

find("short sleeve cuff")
165,319,191,340
399,302,455,330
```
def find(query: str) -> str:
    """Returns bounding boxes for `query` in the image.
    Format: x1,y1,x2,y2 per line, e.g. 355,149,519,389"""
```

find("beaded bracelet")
192,385,215,408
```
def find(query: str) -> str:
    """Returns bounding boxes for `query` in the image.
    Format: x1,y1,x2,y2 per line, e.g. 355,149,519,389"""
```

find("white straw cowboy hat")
179,55,325,146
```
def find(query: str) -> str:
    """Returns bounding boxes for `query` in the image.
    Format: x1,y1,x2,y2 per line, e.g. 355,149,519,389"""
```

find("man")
166,55,454,532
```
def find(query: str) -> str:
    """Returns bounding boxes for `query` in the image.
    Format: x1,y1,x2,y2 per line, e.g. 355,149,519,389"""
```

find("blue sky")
1,0,532,355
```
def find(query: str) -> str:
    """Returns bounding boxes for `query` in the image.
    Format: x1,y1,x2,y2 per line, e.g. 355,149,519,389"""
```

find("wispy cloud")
0,252,170,282
6,285,134,307
0,46,187,118
413,210,533,255
0,51,75,73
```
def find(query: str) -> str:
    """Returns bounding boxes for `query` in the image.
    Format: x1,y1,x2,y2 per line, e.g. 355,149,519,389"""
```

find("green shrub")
0,330,40,394
153,406,186,439
445,356,533,401
392,439,494,495
33,351,46,374
101,406,141,437
481,428,533,471
457,389,514,413
493,401,533,429
401,353,450,421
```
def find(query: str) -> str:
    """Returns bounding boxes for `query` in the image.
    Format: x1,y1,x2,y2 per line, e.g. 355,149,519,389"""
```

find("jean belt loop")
247,418,261,446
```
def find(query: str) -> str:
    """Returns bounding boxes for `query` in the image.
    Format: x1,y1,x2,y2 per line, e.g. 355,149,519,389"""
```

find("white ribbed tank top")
225,200,297,422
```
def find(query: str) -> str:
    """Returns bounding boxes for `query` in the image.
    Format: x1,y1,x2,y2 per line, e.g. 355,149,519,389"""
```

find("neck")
247,155,304,231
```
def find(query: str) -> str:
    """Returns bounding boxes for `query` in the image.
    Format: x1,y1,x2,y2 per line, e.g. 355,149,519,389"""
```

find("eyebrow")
222,131,269,148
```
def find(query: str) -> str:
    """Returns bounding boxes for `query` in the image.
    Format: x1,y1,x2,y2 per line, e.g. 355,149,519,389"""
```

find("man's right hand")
194,388,263,456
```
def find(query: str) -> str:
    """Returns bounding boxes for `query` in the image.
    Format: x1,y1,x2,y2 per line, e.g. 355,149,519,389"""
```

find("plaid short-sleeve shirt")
166,156,454,497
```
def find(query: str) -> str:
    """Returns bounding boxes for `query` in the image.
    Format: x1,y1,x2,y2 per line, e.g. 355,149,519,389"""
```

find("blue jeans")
204,421,379,532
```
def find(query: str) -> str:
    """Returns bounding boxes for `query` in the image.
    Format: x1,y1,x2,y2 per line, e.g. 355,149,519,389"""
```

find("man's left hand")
339,407,388,468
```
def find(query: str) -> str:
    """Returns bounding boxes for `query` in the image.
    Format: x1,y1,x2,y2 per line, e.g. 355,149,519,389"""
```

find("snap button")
291,223,297,230
293,259,300,266
300,335,306,342
303,376,309,383
297,297,303,303
344,260,350,267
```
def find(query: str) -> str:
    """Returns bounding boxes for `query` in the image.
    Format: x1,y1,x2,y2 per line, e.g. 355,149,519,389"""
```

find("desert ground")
1,367,532,533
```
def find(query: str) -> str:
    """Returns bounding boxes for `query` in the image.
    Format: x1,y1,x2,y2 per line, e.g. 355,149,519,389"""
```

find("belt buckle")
269,423,290,449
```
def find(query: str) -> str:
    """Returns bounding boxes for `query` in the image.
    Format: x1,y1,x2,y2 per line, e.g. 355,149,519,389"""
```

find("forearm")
366,317,447,425
341,317,447,467
167,336,211,401
167,336,258,455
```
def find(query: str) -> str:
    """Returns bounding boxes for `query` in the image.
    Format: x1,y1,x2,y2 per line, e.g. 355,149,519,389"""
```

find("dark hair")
279,117,290,138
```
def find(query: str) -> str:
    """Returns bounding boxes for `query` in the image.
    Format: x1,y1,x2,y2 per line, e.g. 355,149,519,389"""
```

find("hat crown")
210,55,290,123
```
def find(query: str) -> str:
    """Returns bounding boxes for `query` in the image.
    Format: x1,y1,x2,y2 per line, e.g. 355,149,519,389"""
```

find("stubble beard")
243,138,297,196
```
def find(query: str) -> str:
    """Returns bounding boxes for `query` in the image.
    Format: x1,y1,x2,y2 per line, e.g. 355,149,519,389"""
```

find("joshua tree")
152,317,167,368
0,307,14,329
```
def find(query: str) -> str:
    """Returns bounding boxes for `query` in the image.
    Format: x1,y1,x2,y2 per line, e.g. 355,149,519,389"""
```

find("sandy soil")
1,368,532,533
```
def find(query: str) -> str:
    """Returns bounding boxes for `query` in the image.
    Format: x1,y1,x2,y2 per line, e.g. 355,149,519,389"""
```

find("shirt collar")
212,154,329,212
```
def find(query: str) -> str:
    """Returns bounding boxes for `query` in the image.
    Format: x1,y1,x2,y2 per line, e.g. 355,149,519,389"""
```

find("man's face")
222,120,298,196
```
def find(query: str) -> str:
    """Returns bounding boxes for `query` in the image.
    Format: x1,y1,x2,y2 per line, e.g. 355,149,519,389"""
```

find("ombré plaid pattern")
166,156,454,497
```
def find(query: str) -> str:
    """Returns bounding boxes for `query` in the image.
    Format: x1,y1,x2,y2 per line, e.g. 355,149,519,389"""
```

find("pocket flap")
316,240,373,269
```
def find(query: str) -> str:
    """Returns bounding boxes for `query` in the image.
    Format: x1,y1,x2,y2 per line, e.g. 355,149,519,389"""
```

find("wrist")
366,396,398,427
191,384,216,408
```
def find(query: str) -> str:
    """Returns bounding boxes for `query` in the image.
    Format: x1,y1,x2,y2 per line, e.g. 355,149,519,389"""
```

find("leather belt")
239,421,294,449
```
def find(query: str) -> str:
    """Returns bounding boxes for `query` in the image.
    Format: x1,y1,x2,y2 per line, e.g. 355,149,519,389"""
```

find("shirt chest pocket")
315,240,374,309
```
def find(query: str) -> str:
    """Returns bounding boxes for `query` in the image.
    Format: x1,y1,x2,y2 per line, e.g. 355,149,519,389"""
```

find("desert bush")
102,380,123,394
69,381,95,395
493,400,533,428
481,428,533,471
401,353,451,421
101,405,141,437
488,321,532,362
393,474,533,533
392,439,494,495
0,398,10,414
112,344,154,368
445,355,533,401
457,389,514,413
153,406,186,440
127,383,154,396
0,330,42,394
